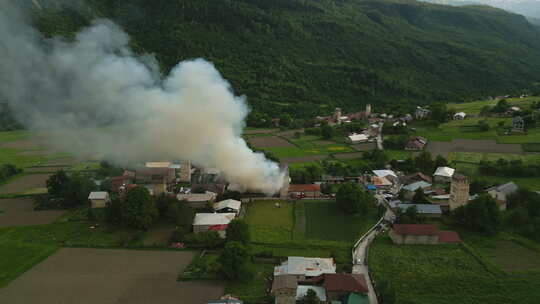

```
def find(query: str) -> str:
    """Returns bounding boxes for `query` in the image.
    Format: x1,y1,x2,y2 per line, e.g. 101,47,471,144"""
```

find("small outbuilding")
486,181,518,211
347,133,369,144
453,112,466,120
193,213,236,235
88,191,110,208
214,199,242,214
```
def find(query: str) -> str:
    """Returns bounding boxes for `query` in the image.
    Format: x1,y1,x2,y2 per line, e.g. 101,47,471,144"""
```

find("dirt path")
0,198,64,227
0,174,51,194
0,248,225,304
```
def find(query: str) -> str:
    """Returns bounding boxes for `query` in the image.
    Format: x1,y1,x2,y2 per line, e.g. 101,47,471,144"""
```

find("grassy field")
263,143,354,158
245,200,294,244
369,235,540,304
451,161,540,189
300,200,378,242
0,241,57,288
0,131,29,142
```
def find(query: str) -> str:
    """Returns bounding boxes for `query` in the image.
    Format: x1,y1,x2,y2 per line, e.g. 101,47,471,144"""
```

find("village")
1,95,540,304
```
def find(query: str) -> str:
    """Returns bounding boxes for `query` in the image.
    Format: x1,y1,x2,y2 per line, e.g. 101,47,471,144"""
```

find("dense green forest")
20,0,540,121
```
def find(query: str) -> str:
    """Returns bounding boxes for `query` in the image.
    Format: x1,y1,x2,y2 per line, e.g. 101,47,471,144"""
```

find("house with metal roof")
395,203,442,218
347,133,369,144
213,199,242,214
389,224,461,245
372,169,397,179
274,257,336,281
193,213,235,236
434,166,455,183
177,191,217,208
88,191,110,208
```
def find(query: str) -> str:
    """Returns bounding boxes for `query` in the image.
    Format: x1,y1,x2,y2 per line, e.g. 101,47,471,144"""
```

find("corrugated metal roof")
397,204,442,214
88,191,108,200
403,181,432,192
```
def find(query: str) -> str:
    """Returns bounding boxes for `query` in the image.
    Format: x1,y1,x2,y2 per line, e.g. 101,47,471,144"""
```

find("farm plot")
369,236,540,304
243,128,278,135
0,248,225,304
484,240,540,272
0,174,51,194
245,200,293,244
0,198,64,227
248,136,294,148
352,143,376,151
280,155,328,163
448,152,540,164
333,152,364,160
428,139,524,158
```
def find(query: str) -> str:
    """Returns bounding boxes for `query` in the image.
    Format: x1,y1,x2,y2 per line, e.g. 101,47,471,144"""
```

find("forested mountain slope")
28,0,540,118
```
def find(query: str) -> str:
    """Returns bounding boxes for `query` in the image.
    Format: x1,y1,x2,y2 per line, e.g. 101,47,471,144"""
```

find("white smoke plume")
0,3,286,194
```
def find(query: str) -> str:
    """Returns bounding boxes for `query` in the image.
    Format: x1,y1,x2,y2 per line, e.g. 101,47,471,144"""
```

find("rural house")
402,181,432,200
415,106,431,119
213,199,242,214
394,203,443,218
405,136,428,151
433,166,455,183
512,116,525,132
88,191,110,208
453,112,466,120
346,133,369,144
271,275,298,304
288,184,322,198
177,191,217,208
192,213,236,237
486,181,518,211
312,273,369,302
389,224,461,245
274,257,336,281
402,172,432,185
135,167,175,184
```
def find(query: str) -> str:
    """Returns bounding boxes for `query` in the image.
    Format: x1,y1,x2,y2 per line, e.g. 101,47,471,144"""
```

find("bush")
184,231,224,248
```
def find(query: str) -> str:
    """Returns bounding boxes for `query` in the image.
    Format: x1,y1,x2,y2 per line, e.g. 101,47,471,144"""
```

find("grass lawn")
301,200,378,242
522,143,540,152
384,149,414,160
369,235,540,304
245,200,294,244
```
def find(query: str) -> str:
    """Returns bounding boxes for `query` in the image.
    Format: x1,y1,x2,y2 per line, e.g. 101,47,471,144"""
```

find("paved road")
376,122,383,150
352,195,395,304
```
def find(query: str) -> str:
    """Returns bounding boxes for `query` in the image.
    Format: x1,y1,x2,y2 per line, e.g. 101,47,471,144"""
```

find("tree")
218,241,250,281
414,151,434,174
452,194,501,234
478,119,490,131
46,170,70,197
434,155,448,168
336,182,375,214
226,219,250,244
62,173,96,208
280,114,293,128
321,124,333,139
412,188,429,204
121,186,158,230
298,288,321,304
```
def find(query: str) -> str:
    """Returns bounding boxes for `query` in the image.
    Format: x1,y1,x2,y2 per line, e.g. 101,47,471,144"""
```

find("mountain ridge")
26,0,540,119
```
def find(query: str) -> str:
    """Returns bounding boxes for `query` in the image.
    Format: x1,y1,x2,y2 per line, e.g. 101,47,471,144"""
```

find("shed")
88,191,110,208
193,213,236,234
214,199,242,214
453,112,466,120
347,133,369,144
434,166,455,183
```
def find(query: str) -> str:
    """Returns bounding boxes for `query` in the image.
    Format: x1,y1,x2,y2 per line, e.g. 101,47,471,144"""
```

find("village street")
352,194,395,304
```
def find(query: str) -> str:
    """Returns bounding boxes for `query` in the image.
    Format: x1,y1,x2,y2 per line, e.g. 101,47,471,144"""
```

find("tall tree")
452,194,501,234
121,186,158,230
218,241,250,281
226,219,250,244
336,182,375,214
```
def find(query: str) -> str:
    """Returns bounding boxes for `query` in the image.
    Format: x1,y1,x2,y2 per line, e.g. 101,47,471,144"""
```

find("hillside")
420,0,540,20
27,0,540,119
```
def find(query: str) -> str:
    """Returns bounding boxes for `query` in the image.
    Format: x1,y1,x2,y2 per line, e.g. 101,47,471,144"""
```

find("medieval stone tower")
365,104,372,117
449,173,470,210
333,107,342,124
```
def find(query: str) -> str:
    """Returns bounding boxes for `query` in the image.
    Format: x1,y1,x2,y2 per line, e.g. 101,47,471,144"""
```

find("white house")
372,169,398,179
453,112,466,120
346,133,369,144
88,191,110,208
434,166,455,183
177,191,217,208
213,199,242,214
193,213,236,236
274,257,336,280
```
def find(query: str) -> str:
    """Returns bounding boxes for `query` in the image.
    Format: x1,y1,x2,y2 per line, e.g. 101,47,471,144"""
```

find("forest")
7,0,540,124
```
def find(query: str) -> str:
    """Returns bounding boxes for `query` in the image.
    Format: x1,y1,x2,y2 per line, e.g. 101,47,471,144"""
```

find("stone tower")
449,173,470,210
333,107,342,124
365,104,372,117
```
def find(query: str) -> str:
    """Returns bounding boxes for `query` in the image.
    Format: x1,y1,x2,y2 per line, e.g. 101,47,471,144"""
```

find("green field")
301,200,377,242
0,131,29,142
370,235,540,304
245,200,294,244
0,241,57,288
263,143,354,158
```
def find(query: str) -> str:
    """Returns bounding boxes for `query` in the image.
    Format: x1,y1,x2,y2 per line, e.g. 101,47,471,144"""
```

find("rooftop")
288,184,321,192
372,169,397,178
214,199,242,211
316,273,368,294
403,181,432,192
487,182,518,195
274,257,336,277
271,275,298,292
437,231,462,243
434,166,455,178
397,204,442,214
88,191,108,200
393,224,439,236
193,213,236,226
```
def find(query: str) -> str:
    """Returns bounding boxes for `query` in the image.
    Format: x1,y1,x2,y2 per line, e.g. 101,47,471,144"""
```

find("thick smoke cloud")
0,3,285,194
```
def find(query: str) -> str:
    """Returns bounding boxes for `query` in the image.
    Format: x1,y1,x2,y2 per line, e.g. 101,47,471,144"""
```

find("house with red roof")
288,184,322,198
389,224,461,245
312,273,369,302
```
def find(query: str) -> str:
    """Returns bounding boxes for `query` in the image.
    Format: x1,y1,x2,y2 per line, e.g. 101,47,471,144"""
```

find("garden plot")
243,128,278,135
352,143,376,151
333,152,364,160
0,174,51,194
248,136,294,148
281,155,328,163
0,198,64,227
485,240,540,272
428,139,524,157
0,248,225,304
